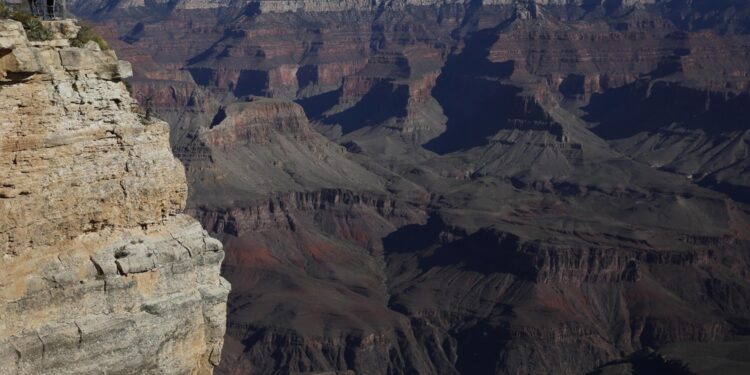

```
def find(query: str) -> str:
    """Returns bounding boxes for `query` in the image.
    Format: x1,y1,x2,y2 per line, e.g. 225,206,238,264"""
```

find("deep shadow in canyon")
69,1,750,374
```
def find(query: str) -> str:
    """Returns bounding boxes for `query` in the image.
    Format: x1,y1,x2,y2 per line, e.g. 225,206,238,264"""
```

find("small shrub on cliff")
0,3,10,18
71,24,109,51
131,92,157,125
2,6,53,41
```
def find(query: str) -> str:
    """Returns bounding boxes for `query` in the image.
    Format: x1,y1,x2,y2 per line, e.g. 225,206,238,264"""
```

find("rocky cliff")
68,1,750,374
0,19,229,374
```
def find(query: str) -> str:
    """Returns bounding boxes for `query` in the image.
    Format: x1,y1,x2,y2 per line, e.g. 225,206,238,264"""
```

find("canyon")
0,18,228,374
36,0,750,373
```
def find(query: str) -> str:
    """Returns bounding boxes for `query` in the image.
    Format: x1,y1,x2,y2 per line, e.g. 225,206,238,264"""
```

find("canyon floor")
69,1,750,374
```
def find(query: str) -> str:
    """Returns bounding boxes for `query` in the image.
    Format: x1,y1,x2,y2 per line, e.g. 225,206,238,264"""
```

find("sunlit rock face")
67,1,750,374
0,19,229,375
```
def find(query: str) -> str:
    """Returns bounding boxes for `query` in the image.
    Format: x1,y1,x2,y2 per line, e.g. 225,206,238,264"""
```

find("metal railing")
5,0,67,19
29,0,67,19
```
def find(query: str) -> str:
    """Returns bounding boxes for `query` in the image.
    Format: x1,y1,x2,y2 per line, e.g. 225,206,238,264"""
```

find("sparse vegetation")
11,11,53,41
1,4,109,47
0,4,53,41
142,94,155,123
133,92,157,125
71,23,110,51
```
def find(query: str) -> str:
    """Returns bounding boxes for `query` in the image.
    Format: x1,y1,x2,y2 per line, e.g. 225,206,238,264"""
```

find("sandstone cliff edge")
0,19,229,374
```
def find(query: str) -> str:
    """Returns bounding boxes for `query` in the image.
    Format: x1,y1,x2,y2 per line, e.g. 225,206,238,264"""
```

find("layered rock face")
0,19,229,374
69,1,750,374
73,0,662,13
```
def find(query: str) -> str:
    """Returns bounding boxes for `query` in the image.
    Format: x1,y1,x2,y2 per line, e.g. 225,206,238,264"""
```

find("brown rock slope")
0,19,229,374
69,1,750,374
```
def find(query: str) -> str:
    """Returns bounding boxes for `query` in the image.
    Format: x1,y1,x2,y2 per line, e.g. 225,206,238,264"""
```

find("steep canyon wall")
0,19,229,374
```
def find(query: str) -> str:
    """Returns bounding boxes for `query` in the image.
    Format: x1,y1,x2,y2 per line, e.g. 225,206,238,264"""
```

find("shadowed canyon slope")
0,19,229,374
70,0,750,374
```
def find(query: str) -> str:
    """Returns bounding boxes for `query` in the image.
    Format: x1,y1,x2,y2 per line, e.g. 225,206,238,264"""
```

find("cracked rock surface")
0,19,229,375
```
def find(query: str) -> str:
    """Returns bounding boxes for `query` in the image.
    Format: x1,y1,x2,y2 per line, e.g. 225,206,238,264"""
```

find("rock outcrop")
182,96,386,206
67,1,750,374
0,19,229,374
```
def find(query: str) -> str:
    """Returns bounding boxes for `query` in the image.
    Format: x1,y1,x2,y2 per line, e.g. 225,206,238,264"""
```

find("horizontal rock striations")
72,0,662,13
68,1,750,374
0,19,229,374
182,96,386,207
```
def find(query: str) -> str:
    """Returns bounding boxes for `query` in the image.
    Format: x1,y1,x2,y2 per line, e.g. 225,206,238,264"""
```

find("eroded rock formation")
67,1,750,374
0,19,229,374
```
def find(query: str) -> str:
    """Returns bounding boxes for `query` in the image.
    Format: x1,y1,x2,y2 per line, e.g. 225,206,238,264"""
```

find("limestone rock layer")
0,19,229,375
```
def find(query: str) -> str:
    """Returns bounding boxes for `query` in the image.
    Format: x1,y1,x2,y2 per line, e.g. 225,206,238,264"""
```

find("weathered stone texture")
0,19,229,374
